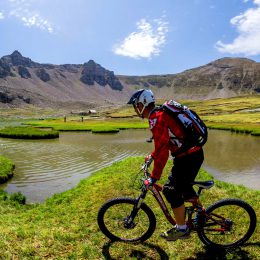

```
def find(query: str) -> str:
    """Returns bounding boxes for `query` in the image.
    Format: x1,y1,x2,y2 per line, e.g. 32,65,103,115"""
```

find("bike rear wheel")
97,197,156,242
197,198,256,249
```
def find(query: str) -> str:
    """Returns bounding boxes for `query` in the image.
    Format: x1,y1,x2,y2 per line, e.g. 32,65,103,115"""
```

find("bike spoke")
203,204,251,245
103,202,151,240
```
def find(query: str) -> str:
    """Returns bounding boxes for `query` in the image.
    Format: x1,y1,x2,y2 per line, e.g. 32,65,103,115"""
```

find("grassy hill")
0,158,259,259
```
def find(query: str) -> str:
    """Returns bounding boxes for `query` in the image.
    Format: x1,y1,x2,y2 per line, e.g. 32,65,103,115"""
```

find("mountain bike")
97,162,257,249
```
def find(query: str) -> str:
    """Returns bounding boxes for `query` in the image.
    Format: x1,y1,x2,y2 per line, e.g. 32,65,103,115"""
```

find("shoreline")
0,156,15,183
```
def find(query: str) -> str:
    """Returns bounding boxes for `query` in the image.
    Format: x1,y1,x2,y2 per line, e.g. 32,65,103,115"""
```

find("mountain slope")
0,51,259,109
0,51,126,109
119,57,260,100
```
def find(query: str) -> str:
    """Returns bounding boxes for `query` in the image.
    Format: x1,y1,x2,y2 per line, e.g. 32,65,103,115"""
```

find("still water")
0,129,259,203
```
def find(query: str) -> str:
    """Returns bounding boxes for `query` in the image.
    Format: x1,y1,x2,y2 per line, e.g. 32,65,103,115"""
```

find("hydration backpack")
162,100,208,146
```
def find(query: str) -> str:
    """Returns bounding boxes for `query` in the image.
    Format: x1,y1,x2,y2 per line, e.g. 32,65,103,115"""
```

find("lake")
0,129,259,203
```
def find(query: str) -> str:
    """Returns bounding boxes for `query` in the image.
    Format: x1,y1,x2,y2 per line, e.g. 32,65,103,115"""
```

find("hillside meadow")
107,95,260,135
0,157,259,259
24,95,260,136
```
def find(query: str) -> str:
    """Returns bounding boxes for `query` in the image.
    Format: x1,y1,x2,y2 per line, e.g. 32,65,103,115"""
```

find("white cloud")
6,0,54,33
113,17,169,59
21,13,53,33
0,12,4,19
216,0,260,55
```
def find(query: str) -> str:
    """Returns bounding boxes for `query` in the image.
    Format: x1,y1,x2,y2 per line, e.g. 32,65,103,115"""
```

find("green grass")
0,126,59,139
108,95,260,136
174,96,260,136
0,105,68,118
91,126,120,133
0,157,259,259
0,156,15,183
24,95,260,136
26,117,148,132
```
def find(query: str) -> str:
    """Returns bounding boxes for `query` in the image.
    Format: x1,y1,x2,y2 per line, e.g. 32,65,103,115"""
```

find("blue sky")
0,0,260,75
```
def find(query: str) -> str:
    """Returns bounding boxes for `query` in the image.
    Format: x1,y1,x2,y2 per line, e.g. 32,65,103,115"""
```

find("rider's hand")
145,154,153,167
144,177,156,189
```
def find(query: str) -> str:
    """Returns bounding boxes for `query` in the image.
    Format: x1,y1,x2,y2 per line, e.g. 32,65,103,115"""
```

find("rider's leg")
172,204,186,225
161,202,190,241
162,182,189,240
161,149,204,241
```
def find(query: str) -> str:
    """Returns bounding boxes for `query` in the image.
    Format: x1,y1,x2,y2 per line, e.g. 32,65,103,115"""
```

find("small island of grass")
0,126,59,139
0,156,15,183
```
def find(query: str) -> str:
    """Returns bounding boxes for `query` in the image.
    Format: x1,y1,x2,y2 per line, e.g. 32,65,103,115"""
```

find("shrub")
9,192,26,205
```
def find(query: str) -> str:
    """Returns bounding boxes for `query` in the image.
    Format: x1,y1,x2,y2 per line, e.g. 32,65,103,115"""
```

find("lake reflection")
203,130,260,189
0,129,259,203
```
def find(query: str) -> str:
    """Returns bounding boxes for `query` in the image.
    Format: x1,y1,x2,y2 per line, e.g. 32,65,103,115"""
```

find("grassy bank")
0,126,59,139
206,123,260,136
26,118,148,133
109,96,260,136
0,156,15,183
0,157,259,259
178,96,260,136
24,95,260,136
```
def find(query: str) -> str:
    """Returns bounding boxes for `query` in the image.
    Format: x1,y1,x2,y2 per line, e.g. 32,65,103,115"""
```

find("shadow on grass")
102,241,259,260
243,241,260,247
102,241,169,260
187,243,259,260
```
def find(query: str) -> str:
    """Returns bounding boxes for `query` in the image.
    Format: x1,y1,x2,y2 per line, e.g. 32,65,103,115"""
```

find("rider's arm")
149,113,170,180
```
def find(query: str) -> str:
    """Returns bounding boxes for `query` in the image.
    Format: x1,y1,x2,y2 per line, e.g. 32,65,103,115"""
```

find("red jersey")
149,109,200,180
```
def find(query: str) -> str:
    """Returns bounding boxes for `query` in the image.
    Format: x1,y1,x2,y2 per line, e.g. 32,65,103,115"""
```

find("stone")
80,60,123,90
36,68,51,82
18,66,31,79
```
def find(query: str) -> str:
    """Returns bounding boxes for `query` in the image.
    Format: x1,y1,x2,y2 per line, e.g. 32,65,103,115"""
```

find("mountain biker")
127,89,204,241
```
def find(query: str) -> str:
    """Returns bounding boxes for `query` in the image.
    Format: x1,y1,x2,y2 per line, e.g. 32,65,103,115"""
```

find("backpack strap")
175,146,202,158
148,106,161,117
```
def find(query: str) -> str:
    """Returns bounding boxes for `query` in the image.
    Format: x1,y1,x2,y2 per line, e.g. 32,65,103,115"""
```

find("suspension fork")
125,188,148,225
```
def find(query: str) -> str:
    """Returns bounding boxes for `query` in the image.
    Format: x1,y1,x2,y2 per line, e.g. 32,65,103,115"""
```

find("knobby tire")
197,198,256,249
97,197,156,242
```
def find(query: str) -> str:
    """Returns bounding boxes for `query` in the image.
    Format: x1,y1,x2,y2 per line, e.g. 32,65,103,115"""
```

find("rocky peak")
1,50,38,68
11,50,23,58
86,59,96,66
80,60,123,90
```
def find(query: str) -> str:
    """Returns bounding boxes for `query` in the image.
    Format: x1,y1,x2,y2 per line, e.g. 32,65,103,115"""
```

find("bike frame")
145,184,231,232
136,181,202,228
150,184,176,225
132,165,231,234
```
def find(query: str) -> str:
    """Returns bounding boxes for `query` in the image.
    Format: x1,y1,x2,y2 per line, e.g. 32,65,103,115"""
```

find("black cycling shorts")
162,149,204,208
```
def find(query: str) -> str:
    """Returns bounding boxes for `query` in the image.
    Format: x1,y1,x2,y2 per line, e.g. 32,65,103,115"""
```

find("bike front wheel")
197,198,256,249
97,197,156,242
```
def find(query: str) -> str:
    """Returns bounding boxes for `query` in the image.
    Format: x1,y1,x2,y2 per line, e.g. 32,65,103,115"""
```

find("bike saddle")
191,180,214,189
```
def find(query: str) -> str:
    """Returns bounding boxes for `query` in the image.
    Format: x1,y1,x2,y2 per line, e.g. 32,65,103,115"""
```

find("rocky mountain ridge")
0,51,259,109
119,57,260,100
0,51,124,109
